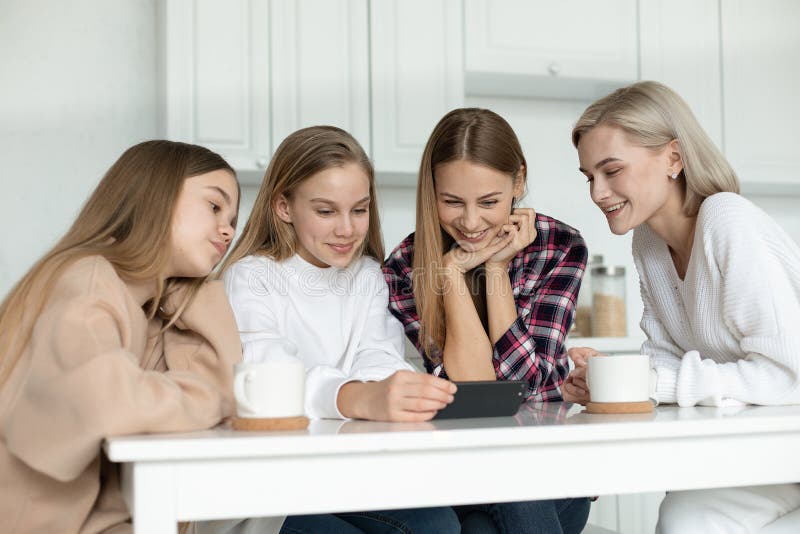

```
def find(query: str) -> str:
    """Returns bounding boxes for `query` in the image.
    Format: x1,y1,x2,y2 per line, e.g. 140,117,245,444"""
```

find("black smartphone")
433,380,527,420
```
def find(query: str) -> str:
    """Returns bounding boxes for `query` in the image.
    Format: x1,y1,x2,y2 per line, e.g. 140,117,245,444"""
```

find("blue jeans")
455,498,591,534
279,506,461,533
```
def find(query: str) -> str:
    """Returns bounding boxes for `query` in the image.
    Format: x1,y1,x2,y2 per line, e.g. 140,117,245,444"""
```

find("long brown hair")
572,81,739,216
0,140,237,386
414,108,527,360
221,125,383,271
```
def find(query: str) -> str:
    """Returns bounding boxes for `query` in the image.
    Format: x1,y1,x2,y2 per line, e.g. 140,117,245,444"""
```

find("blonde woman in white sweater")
562,81,800,533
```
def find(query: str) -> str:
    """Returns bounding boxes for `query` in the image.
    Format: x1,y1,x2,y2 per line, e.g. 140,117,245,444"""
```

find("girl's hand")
337,370,457,422
561,346,602,405
562,366,590,405
442,229,514,274
486,208,537,267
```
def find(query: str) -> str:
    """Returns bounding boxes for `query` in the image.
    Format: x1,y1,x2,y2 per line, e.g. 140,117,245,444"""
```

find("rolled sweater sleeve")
309,262,413,419
5,279,240,482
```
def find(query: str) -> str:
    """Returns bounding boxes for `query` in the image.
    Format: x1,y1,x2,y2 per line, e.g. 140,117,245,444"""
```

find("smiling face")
434,159,524,252
276,162,370,268
577,124,683,235
169,169,239,278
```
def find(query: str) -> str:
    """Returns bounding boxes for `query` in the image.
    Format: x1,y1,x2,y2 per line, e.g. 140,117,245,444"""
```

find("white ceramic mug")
586,354,651,403
234,355,306,418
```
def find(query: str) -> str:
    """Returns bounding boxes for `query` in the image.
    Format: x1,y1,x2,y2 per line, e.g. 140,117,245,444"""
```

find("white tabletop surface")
105,402,800,461
104,402,800,532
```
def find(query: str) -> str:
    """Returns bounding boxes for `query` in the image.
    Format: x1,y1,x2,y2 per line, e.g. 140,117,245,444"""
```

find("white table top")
106,402,800,532
105,402,800,462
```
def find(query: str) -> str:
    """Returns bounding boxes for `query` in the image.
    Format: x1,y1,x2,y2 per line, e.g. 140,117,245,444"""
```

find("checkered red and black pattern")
383,213,587,402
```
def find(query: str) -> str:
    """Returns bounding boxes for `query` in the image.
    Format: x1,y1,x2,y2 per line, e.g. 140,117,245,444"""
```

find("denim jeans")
279,506,461,533
455,498,591,534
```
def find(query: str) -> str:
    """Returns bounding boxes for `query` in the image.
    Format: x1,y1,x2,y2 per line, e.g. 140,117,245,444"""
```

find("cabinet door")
160,0,271,175
270,0,370,154
370,0,464,178
465,0,638,85
721,0,800,193
639,0,723,148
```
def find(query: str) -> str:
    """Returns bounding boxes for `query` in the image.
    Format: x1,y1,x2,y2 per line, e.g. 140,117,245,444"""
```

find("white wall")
0,0,158,295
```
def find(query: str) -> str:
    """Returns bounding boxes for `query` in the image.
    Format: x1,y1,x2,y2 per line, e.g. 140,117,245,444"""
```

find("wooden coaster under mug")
585,400,654,414
232,415,309,431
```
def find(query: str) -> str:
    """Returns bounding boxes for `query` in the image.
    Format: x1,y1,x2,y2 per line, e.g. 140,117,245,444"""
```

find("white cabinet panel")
721,0,800,193
464,0,638,99
162,0,369,182
639,0,723,149
370,0,464,178
160,0,271,174
270,0,370,153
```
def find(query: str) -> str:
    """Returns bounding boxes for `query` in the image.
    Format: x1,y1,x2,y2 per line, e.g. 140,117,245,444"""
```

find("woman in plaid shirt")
383,108,589,534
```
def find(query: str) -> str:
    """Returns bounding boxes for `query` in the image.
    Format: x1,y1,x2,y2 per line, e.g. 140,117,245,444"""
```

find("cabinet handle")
548,62,561,76
255,158,270,169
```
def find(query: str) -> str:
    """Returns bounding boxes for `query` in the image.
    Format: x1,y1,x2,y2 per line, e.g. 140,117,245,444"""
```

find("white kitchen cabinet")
464,0,639,99
270,0,370,155
721,0,800,193
161,0,370,184
159,0,271,176
370,0,464,179
639,0,723,149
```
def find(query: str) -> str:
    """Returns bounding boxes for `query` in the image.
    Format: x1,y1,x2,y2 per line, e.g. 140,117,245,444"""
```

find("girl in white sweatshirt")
562,81,800,533
221,126,460,533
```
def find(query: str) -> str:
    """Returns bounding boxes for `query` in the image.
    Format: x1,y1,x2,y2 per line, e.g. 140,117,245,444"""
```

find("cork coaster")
585,400,654,414
231,415,309,431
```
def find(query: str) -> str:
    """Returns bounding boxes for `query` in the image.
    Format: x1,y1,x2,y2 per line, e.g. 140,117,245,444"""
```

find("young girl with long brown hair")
221,125,460,533
383,108,590,533
0,140,243,533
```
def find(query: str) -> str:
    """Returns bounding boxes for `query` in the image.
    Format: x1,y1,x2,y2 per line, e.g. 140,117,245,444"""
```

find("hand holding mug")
562,346,602,405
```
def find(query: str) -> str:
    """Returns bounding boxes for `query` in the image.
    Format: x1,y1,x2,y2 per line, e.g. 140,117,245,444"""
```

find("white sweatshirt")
633,192,800,407
223,254,413,419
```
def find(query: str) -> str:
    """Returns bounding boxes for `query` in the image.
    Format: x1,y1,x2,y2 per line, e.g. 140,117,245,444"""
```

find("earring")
670,172,678,180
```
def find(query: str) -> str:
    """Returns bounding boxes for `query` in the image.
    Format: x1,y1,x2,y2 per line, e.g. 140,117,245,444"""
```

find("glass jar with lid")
591,265,626,337
572,254,603,337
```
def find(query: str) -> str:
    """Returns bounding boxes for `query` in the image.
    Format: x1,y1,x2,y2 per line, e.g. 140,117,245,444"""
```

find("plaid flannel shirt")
383,213,587,401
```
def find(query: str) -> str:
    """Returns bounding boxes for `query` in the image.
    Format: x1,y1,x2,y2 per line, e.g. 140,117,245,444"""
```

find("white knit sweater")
633,192,800,406
223,254,413,419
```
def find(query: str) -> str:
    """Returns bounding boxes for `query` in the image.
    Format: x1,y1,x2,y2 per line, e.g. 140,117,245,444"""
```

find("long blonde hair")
414,108,527,360
222,126,384,271
0,140,237,386
571,80,739,216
